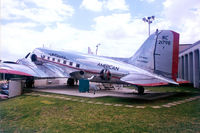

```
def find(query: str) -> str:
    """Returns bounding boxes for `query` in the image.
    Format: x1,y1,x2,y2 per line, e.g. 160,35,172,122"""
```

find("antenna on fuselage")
96,43,101,55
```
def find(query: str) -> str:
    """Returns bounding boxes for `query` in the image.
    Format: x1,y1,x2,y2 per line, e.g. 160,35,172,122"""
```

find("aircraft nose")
31,54,37,62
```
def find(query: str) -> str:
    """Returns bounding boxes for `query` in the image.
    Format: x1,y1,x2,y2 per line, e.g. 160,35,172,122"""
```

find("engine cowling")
31,54,37,62
79,71,84,75
70,71,85,79
100,69,111,80
31,54,43,65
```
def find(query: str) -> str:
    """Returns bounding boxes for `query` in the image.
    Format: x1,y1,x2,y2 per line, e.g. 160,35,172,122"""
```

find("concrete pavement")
33,85,176,100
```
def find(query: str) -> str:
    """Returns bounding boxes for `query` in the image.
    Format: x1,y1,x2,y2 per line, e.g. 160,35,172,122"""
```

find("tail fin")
128,30,179,81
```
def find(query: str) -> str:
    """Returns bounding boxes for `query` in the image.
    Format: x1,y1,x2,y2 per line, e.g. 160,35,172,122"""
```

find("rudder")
128,30,179,81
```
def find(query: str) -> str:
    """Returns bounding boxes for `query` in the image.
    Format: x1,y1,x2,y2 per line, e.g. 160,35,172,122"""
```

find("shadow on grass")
90,91,199,106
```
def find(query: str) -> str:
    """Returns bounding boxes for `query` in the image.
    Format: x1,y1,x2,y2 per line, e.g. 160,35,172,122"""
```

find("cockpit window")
76,64,80,68
42,55,45,59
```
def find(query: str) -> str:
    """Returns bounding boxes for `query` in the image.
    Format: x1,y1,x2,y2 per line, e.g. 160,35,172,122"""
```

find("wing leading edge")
0,59,70,78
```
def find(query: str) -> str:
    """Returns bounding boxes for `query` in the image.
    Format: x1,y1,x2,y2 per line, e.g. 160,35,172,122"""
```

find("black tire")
67,78,74,86
25,78,34,88
137,86,144,95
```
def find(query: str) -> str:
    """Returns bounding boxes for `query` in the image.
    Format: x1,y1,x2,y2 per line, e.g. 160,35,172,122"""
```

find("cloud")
92,13,148,57
139,0,155,3
93,13,147,39
2,0,200,62
162,0,200,43
0,0,75,61
93,13,131,38
163,0,200,25
179,10,200,43
1,0,74,25
1,12,149,61
1,22,43,60
80,0,129,12
1,22,101,61
80,0,103,12
105,0,129,11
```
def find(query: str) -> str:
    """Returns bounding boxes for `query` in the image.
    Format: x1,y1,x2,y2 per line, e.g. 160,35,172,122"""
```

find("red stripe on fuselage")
171,31,179,81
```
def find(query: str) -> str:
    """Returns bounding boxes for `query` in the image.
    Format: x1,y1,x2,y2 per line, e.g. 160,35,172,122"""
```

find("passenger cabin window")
69,62,73,66
63,60,66,64
42,55,45,59
58,59,60,63
48,57,50,60
52,58,55,61
76,64,80,68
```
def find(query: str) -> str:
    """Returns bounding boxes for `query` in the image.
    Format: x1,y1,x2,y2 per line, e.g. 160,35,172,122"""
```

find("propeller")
25,52,31,58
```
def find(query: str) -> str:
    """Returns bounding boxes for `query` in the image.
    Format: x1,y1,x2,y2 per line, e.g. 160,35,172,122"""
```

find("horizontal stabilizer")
120,73,178,86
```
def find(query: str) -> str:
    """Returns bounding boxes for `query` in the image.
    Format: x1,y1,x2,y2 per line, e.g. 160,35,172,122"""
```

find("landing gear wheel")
137,86,144,95
25,77,34,88
67,78,74,86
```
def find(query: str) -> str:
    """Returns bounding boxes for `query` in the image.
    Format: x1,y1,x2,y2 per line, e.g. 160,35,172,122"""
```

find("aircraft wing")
0,60,70,78
120,72,178,86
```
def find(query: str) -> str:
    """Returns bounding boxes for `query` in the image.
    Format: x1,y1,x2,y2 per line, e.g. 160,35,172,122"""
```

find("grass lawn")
0,85,200,133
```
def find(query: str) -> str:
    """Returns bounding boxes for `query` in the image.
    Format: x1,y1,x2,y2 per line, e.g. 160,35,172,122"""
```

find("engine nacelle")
31,54,37,62
31,54,43,65
70,71,85,79
79,70,84,75
100,69,111,80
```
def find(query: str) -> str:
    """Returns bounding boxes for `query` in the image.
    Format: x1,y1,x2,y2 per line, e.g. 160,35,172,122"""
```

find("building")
178,40,200,88
179,44,192,53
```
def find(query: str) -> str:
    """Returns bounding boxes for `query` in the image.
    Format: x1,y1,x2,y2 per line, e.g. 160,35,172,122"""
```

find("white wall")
179,41,200,88
9,80,22,98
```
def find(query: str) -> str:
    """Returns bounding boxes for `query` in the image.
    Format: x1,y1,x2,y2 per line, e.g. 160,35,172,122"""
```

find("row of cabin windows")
42,55,80,68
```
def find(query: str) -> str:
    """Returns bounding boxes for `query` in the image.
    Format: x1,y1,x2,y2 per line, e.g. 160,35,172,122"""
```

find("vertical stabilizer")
128,30,179,81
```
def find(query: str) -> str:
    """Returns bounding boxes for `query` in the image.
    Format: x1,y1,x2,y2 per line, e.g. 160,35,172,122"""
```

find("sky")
1,0,200,61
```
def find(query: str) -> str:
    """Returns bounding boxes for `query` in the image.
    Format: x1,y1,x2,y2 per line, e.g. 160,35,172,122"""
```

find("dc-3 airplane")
0,30,180,94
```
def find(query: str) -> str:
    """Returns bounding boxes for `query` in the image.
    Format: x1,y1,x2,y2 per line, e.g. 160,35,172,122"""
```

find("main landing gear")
136,85,144,95
67,78,75,86
25,77,34,88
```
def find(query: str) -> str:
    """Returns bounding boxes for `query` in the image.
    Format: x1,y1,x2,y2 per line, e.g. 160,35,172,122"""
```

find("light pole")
96,43,101,55
142,16,155,36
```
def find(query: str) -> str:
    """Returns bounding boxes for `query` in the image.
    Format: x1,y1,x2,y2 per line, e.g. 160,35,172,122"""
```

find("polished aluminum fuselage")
30,48,148,83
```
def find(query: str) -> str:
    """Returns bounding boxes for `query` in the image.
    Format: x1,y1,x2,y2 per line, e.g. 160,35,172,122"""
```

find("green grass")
0,85,200,133
145,84,200,93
